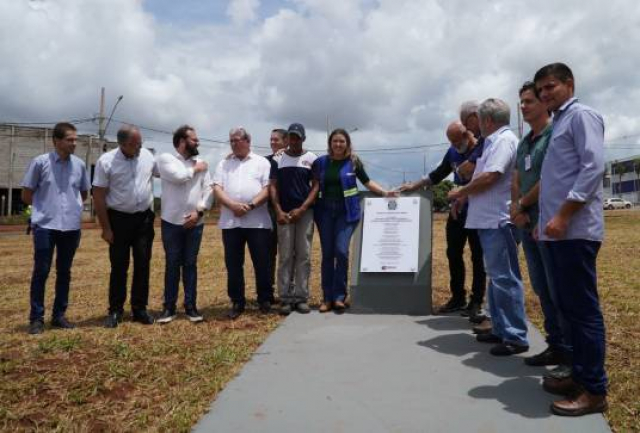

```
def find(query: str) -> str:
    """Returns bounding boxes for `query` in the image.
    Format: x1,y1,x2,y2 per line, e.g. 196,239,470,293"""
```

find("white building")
604,155,640,204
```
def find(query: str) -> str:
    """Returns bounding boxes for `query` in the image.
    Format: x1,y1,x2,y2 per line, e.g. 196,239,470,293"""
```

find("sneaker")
185,306,204,323
279,303,292,316
28,319,44,335
157,308,176,324
545,364,572,380
437,298,466,314
524,346,563,367
490,342,529,356
104,311,123,329
51,316,75,330
132,310,155,325
295,302,311,314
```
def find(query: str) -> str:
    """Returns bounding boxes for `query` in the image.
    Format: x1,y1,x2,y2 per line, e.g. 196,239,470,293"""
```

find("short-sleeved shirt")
539,98,605,242
321,157,370,200
93,147,156,213
213,152,272,229
21,152,90,231
465,126,518,229
271,150,318,212
516,124,552,228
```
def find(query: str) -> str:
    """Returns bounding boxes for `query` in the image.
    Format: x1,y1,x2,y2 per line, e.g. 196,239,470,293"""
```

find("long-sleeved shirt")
156,151,213,226
539,97,605,242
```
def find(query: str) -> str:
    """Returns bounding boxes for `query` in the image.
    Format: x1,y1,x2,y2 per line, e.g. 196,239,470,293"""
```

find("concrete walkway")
194,313,611,433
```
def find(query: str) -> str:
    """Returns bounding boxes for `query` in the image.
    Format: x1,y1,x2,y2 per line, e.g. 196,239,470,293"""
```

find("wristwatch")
197,210,204,218
248,202,256,210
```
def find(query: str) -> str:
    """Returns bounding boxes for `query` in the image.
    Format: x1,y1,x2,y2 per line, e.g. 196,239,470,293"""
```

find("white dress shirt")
213,152,272,229
93,147,156,213
156,151,213,226
465,126,518,229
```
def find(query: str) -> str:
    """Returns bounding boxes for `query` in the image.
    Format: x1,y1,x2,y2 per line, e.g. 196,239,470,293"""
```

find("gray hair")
459,100,479,122
116,124,140,145
478,98,510,127
229,127,251,142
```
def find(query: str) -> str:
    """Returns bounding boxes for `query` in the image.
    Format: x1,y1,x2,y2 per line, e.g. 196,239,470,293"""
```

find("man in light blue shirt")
534,63,608,417
449,98,528,356
21,122,90,334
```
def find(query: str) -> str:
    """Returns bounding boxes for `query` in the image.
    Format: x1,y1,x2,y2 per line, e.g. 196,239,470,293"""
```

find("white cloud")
1,0,640,185
226,0,260,25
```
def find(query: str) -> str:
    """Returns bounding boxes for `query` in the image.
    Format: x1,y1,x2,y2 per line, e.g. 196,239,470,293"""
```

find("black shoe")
490,342,529,356
185,306,204,323
157,308,177,324
259,301,271,314
132,310,155,325
28,319,44,335
469,311,489,324
104,311,123,329
51,316,75,330
279,303,292,316
228,303,245,320
463,302,486,323
476,333,502,344
524,346,563,367
437,298,466,314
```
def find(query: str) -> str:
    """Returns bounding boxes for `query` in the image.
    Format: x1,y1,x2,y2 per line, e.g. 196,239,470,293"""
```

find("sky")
1,0,640,187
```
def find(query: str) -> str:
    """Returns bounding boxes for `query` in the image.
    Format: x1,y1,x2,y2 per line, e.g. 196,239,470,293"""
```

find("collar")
555,97,578,116
227,151,255,161
526,122,552,143
485,125,510,144
117,147,137,160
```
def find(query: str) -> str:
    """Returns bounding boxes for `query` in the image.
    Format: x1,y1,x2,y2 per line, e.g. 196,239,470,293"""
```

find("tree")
432,179,455,211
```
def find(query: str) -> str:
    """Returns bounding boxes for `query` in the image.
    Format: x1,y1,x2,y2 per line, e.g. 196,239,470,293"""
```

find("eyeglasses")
229,137,246,144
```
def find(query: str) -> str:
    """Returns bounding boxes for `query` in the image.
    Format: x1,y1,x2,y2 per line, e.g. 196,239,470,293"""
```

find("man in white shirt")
213,127,273,319
156,125,212,324
448,98,529,356
93,125,157,328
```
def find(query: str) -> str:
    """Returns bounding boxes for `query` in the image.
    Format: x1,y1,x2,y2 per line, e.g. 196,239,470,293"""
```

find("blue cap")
287,123,306,139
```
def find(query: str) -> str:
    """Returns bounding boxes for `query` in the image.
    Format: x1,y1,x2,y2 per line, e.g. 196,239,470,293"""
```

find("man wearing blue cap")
270,123,319,315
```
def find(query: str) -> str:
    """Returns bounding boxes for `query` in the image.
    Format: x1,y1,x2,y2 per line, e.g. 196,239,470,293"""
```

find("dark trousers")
29,226,81,322
446,213,486,304
161,220,204,310
107,209,155,314
222,228,272,306
268,215,278,299
540,239,607,395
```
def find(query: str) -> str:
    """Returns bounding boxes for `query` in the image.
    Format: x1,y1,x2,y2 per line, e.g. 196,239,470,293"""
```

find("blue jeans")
539,240,607,395
314,199,357,303
222,228,272,305
29,226,81,322
521,229,570,356
161,221,204,310
477,225,528,346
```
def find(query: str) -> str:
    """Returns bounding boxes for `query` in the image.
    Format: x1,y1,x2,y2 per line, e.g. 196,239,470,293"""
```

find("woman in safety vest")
312,128,396,313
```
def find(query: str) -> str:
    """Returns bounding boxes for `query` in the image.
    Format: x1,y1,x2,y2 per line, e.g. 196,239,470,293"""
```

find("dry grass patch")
1,210,639,432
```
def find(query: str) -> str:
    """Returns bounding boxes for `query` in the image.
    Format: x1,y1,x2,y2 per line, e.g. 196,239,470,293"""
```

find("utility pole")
98,87,106,141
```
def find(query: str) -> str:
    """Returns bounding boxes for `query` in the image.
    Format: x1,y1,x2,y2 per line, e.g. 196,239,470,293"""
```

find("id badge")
525,154,532,171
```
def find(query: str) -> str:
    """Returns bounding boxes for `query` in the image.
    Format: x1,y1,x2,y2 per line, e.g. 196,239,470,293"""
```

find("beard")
186,143,199,157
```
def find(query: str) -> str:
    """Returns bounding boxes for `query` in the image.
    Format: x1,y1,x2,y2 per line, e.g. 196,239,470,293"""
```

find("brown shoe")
472,318,492,334
319,302,332,313
551,390,608,416
333,300,346,313
542,376,582,396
